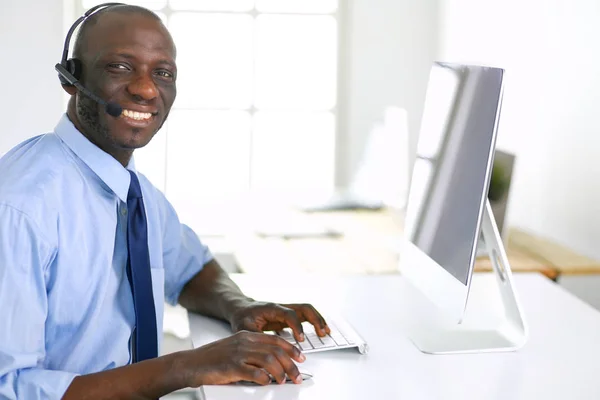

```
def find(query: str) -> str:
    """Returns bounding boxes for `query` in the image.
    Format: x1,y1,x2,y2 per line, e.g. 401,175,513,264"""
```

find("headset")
55,3,125,117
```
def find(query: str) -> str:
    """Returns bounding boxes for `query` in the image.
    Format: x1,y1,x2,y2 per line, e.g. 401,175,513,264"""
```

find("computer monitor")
397,62,527,354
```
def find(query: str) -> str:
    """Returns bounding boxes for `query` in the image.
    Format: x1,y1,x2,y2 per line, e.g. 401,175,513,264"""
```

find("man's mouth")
121,109,155,121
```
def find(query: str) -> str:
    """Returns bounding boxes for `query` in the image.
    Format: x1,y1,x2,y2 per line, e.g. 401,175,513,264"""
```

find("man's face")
71,13,177,155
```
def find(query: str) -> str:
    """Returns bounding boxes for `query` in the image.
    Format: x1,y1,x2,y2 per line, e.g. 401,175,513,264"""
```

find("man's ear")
62,84,77,96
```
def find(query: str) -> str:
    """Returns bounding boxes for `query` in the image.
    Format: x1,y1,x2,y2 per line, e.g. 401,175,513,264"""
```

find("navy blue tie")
126,170,158,363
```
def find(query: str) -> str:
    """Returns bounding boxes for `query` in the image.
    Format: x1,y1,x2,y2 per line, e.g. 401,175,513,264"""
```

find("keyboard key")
307,333,335,349
319,335,337,347
298,340,313,351
329,333,347,345
270,318,363,353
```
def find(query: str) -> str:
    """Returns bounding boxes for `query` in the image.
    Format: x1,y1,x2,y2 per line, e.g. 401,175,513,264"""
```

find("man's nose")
127,73,159,101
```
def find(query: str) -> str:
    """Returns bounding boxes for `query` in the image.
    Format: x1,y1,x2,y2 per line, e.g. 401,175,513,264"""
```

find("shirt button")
121,208,128,216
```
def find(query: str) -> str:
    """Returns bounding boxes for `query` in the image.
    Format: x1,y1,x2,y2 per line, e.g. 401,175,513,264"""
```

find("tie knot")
127,170,143,200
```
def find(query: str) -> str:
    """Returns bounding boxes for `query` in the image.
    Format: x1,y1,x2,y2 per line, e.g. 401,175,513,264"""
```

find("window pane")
165,110,251,229
255,15,337,110
83,0,166,10
251,111,335,192
133,123,168,193
169,13,254,109
256,0,337,13
170,0,253,11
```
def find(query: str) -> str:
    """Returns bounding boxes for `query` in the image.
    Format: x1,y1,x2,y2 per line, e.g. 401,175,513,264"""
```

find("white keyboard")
268,317,369,355
189,311,369,356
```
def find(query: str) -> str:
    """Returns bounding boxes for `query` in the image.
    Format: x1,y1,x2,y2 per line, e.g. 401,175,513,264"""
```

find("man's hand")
230,301,331,342
184,331,306,386
179,261,330,342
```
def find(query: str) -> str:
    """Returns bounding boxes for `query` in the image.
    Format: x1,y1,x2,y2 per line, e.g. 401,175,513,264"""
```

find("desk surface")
215,205,600,279
225,207,562,278
189,273,600,400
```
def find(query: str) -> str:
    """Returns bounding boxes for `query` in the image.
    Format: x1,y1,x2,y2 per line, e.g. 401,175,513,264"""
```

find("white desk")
188,273,600,400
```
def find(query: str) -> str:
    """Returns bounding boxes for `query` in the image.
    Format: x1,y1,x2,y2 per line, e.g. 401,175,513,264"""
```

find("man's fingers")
287,304,330,337
253,332,306,363
305,307,329,337
266,345,302,384
275,307,305,342
239,364,271,386
246,345,302,384
244,352,286,384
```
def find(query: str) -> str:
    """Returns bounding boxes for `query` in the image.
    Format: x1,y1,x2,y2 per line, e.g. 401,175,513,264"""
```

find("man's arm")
178,259,252,324
177,259,331,341
62,353,186,400
0,205,186,399
0,205,182,399
63,263,310,398
155,185,324,336
0,205,304,399
63,328,312,399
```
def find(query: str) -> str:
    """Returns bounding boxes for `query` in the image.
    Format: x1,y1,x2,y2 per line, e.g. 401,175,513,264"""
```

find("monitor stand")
400,200,528,355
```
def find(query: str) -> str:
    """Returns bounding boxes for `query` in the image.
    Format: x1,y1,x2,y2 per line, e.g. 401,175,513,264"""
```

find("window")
76,1,339,233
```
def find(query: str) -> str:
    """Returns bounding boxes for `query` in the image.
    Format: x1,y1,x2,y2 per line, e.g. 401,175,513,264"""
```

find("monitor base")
400,200,528,355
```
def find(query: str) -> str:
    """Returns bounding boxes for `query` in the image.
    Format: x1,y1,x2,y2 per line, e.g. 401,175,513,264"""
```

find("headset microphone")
56,3,125,118
55,63,123,117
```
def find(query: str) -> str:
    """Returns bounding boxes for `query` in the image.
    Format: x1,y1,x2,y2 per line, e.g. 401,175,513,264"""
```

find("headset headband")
60,2,125,67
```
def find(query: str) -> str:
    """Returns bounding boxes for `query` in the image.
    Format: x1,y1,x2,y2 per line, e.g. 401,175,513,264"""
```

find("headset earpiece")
59,58,83,86
67,58,83,81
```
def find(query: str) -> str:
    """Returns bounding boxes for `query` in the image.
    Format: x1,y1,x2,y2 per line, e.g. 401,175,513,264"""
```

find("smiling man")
0,4,329,400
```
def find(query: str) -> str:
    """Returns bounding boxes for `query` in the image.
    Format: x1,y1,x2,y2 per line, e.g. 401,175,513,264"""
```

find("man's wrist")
223,295,254,327
168,350,200,389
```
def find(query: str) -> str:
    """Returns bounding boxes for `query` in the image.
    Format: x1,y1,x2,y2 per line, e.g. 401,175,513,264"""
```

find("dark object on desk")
256,228,343,240
478,150,515,256
295,191,384,212
487,149,515,234
253,211,344,239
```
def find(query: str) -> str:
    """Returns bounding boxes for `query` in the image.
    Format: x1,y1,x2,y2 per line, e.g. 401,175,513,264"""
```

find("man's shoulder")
0,133,70,214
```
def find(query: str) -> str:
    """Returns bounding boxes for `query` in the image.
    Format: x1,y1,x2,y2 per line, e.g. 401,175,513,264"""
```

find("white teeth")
122,109,152,120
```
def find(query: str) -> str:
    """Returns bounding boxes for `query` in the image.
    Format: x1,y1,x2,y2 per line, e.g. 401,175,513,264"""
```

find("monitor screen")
403,62,504,285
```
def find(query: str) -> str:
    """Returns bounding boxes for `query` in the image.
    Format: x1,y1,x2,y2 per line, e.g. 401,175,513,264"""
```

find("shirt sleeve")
0,204,79,400
157,196,214,306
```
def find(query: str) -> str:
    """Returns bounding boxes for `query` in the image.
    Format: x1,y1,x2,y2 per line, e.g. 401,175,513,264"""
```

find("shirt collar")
54,113,137,203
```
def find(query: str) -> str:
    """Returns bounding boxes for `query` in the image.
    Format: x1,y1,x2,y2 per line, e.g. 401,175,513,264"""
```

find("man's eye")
156,70,174,79
108,63,129,70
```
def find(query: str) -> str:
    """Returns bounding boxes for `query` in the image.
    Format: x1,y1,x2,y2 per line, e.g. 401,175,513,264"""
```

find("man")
0,4,330,399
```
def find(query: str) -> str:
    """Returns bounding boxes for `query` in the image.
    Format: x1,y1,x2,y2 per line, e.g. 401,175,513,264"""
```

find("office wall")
439,0,600,259
340,0,439,187
0,0,65,155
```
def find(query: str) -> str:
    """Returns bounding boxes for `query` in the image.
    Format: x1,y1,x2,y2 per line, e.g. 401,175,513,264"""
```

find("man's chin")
107,122,160,150
117,135,155,151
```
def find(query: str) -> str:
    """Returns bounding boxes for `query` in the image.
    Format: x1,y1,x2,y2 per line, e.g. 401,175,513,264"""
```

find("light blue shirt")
0,114,212,399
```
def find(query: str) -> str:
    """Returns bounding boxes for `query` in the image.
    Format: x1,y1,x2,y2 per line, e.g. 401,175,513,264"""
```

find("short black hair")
72,4,163,60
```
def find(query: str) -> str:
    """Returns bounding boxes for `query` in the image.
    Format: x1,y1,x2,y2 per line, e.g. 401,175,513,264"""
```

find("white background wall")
339,0,439,186
0,0,65,155
439,0,600,260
